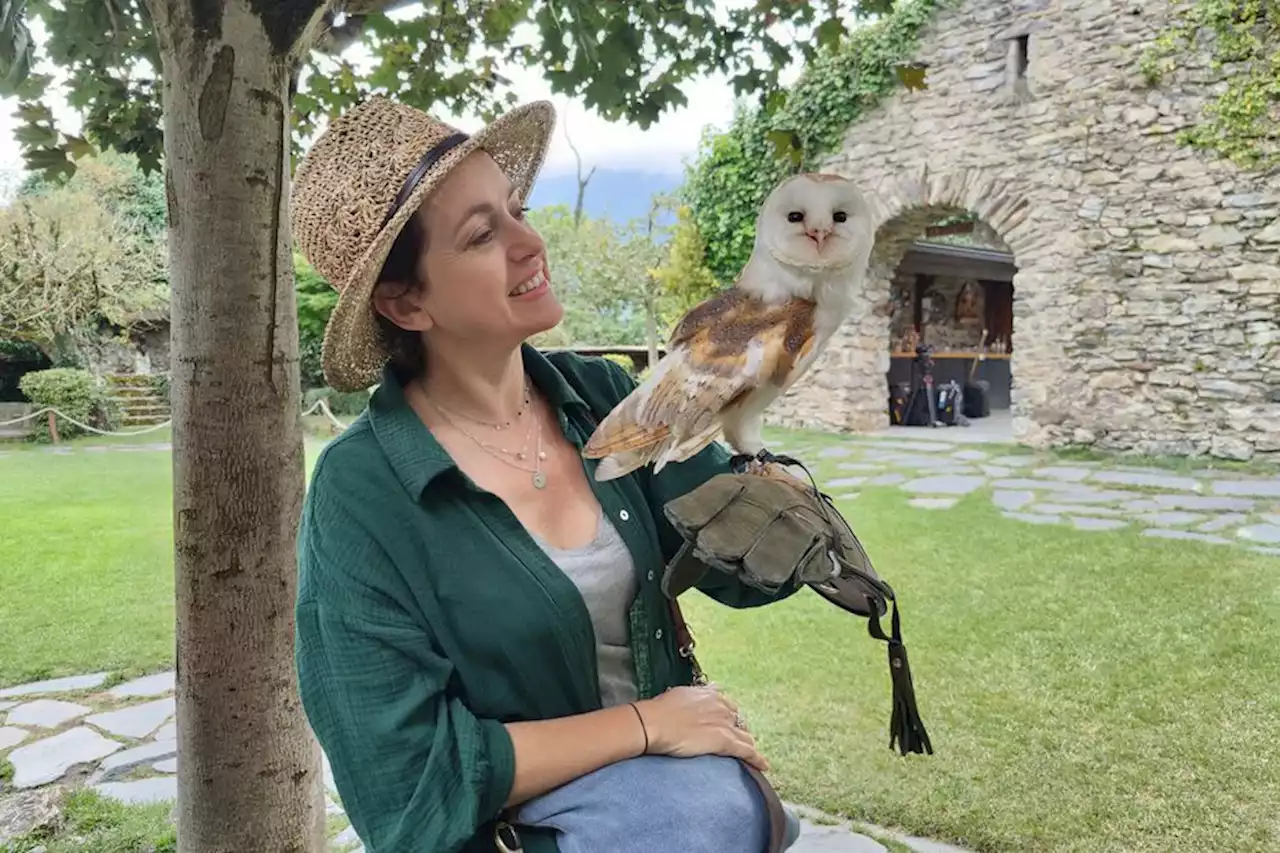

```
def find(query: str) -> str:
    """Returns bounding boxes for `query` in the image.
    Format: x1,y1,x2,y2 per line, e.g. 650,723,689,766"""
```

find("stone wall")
767,0,1280,459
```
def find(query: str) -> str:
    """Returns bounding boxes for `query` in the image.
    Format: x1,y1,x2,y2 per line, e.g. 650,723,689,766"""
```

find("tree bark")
644,288,659,371
147,1,326,850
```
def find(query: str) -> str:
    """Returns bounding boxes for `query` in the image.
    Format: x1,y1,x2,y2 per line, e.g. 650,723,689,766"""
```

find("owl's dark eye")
833,211,848,223
787,211,804,223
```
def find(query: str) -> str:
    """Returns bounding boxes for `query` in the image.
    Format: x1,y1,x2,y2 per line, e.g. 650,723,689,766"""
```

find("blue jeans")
513,754,800,853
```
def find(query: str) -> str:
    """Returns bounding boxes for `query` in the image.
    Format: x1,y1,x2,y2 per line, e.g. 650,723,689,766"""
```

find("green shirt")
295,346,797,853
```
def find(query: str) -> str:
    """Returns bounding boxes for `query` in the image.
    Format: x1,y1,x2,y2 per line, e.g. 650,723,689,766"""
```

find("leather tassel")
868,599,933,756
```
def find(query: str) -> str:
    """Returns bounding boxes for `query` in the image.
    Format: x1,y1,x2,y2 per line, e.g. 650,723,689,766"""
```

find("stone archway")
767,166,1085,447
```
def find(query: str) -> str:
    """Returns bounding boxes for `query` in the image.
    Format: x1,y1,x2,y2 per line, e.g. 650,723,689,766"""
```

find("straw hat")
290,96,556,392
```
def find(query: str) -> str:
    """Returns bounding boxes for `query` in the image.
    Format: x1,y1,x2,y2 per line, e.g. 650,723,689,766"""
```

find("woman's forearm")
502,702,646,808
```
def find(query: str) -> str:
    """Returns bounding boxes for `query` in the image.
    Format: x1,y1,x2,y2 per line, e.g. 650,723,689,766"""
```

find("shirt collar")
368,343,590,499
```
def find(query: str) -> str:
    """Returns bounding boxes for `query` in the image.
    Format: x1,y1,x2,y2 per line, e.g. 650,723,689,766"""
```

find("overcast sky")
0,4,772,191
0,76,743,183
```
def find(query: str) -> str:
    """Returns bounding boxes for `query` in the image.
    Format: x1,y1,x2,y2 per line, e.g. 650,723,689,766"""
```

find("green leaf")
25,145,75,182
765,128,803,166
65,134,96,160
816,17,847,51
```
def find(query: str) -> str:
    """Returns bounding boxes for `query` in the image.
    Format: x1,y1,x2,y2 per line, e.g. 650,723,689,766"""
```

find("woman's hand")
633,684,769,772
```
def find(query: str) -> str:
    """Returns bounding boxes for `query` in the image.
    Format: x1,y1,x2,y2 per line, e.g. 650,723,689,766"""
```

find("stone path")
17,431,1280,558
0,670,971,853
774,436,1280,556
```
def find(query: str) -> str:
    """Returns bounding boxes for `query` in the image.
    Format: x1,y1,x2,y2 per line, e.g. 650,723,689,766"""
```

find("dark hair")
375,212,430,383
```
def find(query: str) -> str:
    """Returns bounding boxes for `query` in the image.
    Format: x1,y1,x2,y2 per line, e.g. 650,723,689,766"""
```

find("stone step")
122,415,170,426
108,387,162,400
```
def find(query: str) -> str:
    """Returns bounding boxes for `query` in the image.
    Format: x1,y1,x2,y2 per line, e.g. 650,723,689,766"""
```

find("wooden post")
47,410,59,443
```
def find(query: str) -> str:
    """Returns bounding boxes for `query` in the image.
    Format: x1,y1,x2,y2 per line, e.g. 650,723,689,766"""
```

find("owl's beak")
806,227,831,250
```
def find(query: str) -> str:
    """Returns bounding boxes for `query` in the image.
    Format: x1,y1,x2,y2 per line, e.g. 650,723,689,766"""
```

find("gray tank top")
532,514,640,707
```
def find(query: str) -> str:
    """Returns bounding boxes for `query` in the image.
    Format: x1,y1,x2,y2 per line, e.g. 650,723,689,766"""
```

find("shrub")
601,353,637,377
18,367,121,441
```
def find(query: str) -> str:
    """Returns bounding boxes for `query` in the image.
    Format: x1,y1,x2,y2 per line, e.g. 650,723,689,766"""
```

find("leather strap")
744,764,789,853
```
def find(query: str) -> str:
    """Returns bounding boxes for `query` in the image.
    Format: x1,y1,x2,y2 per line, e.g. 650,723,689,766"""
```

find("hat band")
382,131,470,227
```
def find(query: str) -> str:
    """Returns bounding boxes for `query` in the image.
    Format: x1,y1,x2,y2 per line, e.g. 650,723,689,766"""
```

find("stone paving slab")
1142,529,1232,545
992,490,1035,511
1002,511,1062,525
1036,503,1125,517
1212,479,1280,497
1071,517,1129,531
92,777,177,806
5,699,91,729
910,498,959,510
8,726,123,788
1033,466,1092,482
791,821,888,852
989,478,1081,491
0,673,109,699
1136,511,1206,527
107,671,175,699
902,475,986,495
95,738,177,780
84,697,174,739
808,434,1280,555
0,726,29,750
828,477,867,488
1200,513,1248,532
1238,524,1280,544
1089,471,1202,491
1149,494,1258,512
1047,488,1141,504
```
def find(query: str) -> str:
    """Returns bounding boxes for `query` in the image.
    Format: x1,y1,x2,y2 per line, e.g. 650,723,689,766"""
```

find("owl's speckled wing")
582,288,817,481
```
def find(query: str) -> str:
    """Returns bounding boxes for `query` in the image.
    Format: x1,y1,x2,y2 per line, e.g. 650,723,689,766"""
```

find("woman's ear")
372,280,434,334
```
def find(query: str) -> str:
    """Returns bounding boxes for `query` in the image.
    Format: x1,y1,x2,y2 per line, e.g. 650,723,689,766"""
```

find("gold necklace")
427,390,549,490
430,376,531,431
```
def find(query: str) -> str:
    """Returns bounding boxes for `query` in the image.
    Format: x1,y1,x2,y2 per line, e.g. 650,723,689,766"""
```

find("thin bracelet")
628,702,649,755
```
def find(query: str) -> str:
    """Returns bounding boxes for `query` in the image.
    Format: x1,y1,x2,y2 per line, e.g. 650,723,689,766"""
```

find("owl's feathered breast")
581,288,818,466
668,288,817,388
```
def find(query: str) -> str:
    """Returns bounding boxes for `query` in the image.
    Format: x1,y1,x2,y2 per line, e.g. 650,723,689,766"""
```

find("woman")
290,96,801,853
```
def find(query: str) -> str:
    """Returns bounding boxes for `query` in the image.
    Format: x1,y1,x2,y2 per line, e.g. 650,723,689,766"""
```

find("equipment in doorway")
962,329,991,420
892,344,968,428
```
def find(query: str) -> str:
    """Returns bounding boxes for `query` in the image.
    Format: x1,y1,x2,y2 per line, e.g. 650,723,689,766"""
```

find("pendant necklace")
425,377,549,490
530,416,547,490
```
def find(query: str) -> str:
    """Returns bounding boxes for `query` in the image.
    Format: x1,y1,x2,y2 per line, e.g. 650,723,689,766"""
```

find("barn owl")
582,172,875,481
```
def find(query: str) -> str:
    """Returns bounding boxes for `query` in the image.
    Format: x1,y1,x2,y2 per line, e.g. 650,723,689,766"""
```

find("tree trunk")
148,1,326,850
644,288,660,371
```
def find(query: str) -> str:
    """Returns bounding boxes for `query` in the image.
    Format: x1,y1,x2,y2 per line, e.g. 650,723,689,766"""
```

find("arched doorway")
886,221,1016,435
768,166,1082,448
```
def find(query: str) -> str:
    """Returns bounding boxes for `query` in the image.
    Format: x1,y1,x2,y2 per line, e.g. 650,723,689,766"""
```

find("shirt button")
654,628,663,640
619,509,630,521
647,570,655,582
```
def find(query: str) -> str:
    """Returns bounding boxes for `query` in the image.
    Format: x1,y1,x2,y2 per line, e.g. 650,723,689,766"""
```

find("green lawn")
2,430,1279,853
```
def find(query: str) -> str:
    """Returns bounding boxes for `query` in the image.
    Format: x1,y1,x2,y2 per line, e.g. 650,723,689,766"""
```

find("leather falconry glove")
660,460,933,758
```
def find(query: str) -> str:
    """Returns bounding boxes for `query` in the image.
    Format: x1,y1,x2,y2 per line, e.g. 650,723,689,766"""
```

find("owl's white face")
756,173,874,270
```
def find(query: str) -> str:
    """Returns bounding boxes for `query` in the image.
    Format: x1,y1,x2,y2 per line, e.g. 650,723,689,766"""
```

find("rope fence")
0,397,350,441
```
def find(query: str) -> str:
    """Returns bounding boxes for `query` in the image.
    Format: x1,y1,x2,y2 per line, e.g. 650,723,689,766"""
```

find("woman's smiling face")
373,149,563,352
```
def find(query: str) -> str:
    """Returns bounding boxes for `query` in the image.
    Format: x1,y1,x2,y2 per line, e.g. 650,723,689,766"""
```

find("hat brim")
318,100,556,392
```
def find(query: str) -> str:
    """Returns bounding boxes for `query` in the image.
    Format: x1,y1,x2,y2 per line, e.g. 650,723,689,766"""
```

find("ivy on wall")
1140,0,1279,170
682,0,947,285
